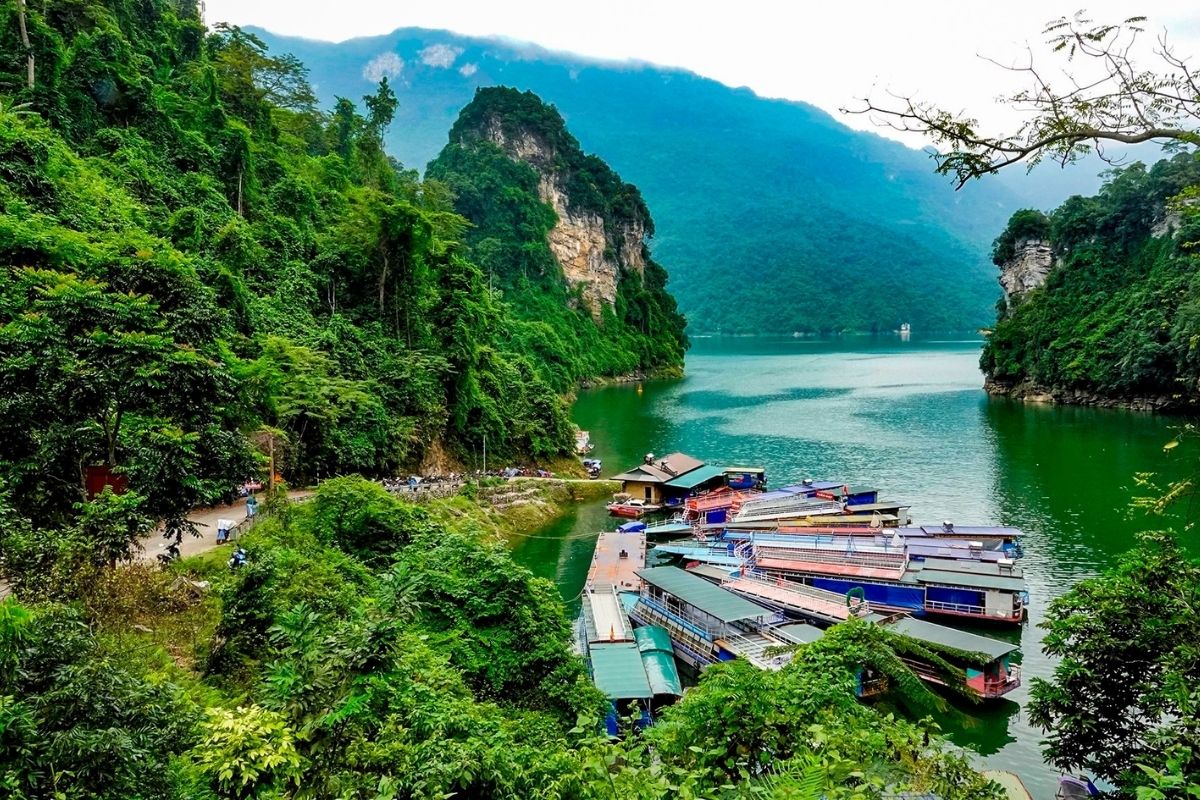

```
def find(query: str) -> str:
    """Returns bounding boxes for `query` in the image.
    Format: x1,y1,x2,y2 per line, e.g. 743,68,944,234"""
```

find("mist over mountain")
253,25,1112,333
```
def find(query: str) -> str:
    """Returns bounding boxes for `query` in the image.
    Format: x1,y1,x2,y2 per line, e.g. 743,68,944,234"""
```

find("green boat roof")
909,558,1026,592
634,625,674,654
637,567,770,623
634,627,682,696
664,463,727,488
589,642,653,700
885,617,1018,660
774,623,825,644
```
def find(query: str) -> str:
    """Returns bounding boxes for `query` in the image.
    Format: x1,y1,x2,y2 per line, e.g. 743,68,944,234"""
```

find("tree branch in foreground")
843,13,1200,189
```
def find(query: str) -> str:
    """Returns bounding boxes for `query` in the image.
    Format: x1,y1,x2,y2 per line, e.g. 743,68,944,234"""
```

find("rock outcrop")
477,116,645,317
998,238,1054,308
983,377,1183,412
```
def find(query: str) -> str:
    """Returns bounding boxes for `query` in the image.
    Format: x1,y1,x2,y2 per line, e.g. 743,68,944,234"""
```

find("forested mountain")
0,2,683,537
982,154,1200,408
426,87,687,381
253,26,1040,334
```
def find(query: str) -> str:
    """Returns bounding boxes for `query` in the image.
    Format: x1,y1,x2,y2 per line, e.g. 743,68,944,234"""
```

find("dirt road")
138,491,315,562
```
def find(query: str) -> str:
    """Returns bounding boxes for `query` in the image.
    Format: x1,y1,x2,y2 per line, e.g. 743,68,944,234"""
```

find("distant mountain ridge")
251,25,1102,333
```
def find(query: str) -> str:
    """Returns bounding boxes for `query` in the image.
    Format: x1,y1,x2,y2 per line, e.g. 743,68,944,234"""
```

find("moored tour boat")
607,496,661,518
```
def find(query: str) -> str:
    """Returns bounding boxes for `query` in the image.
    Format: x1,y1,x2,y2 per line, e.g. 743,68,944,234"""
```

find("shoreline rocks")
983,378,1184,412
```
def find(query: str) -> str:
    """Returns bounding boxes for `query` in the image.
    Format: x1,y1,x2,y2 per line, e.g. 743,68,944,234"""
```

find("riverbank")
576,366,684,389
426,477,619,544
983,377,1185,412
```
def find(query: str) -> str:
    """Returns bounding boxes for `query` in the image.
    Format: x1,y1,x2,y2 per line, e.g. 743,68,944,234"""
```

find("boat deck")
587,591,631,642
723,575,862,623
587,530,646,593
717,631,792,670
756,556,907,581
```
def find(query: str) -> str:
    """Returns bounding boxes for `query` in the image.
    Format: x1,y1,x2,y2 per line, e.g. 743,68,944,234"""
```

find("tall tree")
364,76,398,144
1028,531,1200,793
15,0,33,89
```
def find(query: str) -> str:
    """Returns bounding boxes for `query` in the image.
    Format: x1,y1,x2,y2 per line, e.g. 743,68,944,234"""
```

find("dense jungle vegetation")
982,153,1200,404
0,0,683,544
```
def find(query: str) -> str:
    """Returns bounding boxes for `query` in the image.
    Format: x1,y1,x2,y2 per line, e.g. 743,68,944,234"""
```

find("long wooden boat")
653,538,1028,625
628,565,1021,699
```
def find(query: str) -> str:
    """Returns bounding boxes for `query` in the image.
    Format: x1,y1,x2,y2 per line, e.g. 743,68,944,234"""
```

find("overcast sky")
202,1,1200,149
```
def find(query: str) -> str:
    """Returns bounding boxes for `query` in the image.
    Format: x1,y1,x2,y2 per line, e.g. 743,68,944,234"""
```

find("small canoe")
982,770,1033,800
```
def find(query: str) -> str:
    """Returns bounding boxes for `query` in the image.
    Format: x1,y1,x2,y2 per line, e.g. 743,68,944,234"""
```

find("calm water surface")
511,336,1192,800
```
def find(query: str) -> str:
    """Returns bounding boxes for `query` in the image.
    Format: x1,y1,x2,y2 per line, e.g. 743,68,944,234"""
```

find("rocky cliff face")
478,116,645,318
998,238,1054,308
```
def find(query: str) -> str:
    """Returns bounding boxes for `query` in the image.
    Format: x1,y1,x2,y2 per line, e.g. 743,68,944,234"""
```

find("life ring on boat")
845,587,867,615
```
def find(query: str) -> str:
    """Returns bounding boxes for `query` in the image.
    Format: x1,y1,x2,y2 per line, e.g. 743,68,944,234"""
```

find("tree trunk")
236,170,244,216
378,250,388,319
16,0,34,90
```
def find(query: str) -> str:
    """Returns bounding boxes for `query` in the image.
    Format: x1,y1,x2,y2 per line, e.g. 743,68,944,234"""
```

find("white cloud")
362,52,403,82
420,43,463,68
458,62,478,77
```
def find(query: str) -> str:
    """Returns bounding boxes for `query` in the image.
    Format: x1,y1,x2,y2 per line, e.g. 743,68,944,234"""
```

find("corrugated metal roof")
634,626,682,696
637,566,770,623
774,623,825,644
612,464,673,483
664,463,726,488
886,617,1018,660
634,625,674,654
910,561,1027,592
613,453,705,484
589,642,653,700
919,525,1024,537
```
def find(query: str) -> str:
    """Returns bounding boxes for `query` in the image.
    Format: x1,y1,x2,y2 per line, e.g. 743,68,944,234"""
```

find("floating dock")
584,529,646,642
580,529,682,731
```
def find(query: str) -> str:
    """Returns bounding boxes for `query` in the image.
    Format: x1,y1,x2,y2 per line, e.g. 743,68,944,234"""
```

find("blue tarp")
617,521,647,533
925,585,984,607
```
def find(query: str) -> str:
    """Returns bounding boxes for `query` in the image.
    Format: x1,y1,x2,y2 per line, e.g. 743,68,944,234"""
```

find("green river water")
510,336,1192,800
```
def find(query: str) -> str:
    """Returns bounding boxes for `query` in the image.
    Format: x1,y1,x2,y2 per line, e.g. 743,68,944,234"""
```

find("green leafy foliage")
0,1,691,553
0,601,198,800
195,705,302,798
983,154,1200,403
1029,531,1200,794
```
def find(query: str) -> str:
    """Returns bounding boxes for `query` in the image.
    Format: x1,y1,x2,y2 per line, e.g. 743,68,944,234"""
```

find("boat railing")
983,664,1022,697
897,656,949,687
755,543,907,572
643,515,690,530
630,598,720,667
634,595,718,642
924,598,988,617
729,570,871,616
